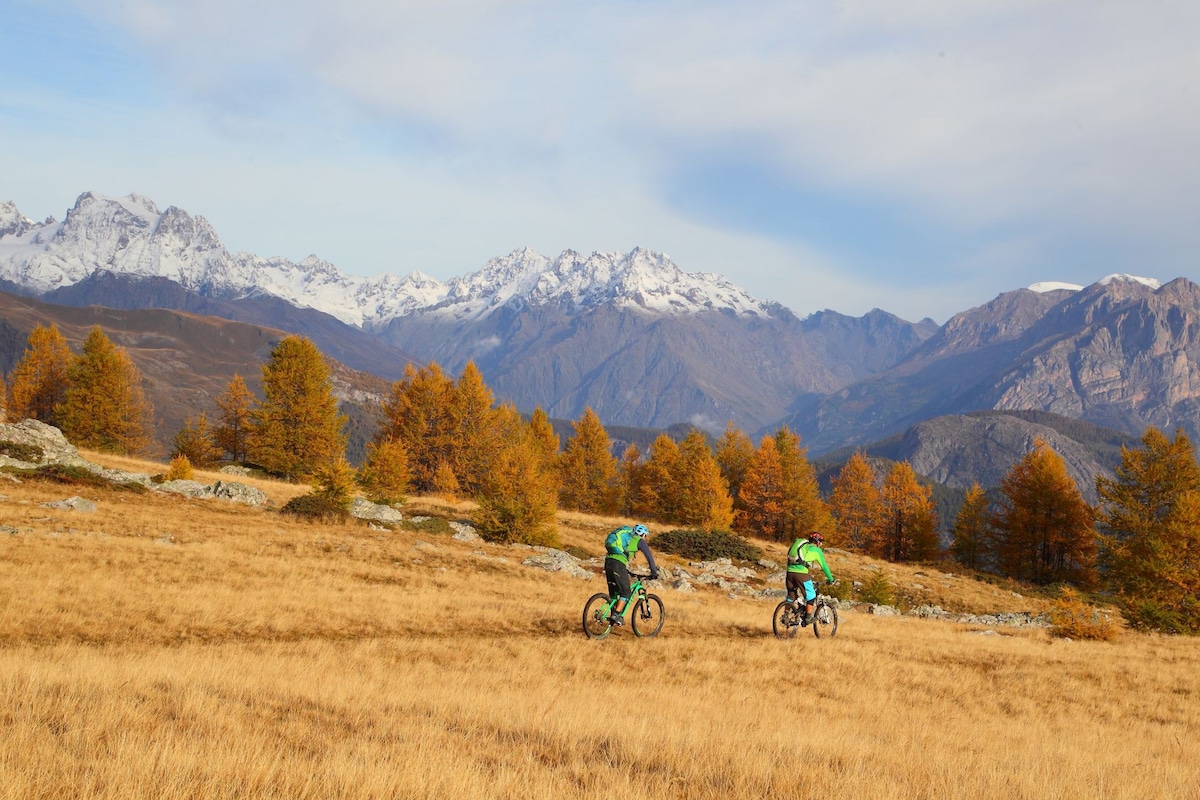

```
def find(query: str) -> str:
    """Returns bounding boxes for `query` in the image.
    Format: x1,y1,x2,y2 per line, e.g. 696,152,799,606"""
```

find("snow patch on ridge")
1028,281,1084,293
1029,274,1161,294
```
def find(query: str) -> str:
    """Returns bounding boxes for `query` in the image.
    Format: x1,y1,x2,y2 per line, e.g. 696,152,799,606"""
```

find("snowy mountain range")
6,188,1198,463
0,192,776,329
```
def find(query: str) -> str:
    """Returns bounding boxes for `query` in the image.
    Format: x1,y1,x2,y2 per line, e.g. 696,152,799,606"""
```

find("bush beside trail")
651,529,763,562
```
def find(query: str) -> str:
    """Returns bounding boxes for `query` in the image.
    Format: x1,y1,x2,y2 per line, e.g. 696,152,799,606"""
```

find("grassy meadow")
0,453,1198,799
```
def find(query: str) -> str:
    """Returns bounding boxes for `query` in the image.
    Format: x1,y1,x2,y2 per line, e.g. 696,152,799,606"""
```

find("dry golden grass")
1,460,1198,799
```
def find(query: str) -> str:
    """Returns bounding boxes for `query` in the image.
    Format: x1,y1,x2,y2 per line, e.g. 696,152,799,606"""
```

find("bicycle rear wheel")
631,594,664,637
812,600,838,638
772,601,799,639
582,593,613,639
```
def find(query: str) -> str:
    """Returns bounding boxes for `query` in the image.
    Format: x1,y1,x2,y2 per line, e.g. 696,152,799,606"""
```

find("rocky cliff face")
795,276,1200,453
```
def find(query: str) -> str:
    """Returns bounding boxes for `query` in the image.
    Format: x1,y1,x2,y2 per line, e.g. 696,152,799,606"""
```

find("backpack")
605,526,633,556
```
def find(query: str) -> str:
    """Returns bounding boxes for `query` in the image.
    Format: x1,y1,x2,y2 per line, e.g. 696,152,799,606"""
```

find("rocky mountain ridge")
0,192,786,328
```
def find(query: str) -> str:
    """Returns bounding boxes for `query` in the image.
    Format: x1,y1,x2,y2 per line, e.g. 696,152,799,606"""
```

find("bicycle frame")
598,577,648,619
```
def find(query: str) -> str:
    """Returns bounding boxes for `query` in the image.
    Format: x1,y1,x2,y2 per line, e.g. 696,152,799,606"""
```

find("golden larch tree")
472,406,560,546
673,428,735,530
950,483,991,570
6,323,73,426
775,426,834,541
737,434,786,539
247,335,347,480
57,327,153,454
357,437,411,505
557,407,618,514
830,452,884,550
449,361,497,496
172,412,222,468
1097,427,1200,633
993,438,1097,587
715,422,755,518
379,361,457,493
616,444,646,516
528,407,560,466
878,460,941,562
637,433,682,520
214,374,255,463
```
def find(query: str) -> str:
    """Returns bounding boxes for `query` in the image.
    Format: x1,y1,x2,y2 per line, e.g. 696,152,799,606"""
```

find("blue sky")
3,1,1199,323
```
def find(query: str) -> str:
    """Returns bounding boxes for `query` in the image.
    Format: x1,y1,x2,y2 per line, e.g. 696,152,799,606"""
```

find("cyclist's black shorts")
605,557,631,600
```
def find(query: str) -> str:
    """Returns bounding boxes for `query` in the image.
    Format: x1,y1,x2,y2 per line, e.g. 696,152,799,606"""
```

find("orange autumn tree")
379,361,458,493
637,433,682,520
213,374,255,463
6,323,73,426
472,405,560,546
715,422,756,521
1096,427,1200,633
950,483,991,570
172,412,222,468
775,426,833,541
992,438,1097,587
737,434,787,539
616,444,647,517
448,361,498,496
357,437,411,505
57,327,153,455
246,335,347,480
877,461,941,562
830,452,884,551
557,407,618,514
672,428,735,530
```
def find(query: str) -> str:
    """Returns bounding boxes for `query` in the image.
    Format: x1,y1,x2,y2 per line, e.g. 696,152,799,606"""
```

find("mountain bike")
582,573,665,639
773,584,838,639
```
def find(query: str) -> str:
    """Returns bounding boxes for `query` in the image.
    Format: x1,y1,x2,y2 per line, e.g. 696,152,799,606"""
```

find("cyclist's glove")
650,570,660,580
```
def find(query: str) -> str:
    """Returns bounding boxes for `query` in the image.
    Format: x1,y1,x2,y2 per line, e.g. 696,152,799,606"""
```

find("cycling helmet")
633,524,649,538
808,531,825,546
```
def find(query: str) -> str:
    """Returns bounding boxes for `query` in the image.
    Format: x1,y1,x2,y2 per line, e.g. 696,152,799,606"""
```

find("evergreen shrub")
652,529,763,562
858,568,895,606
403,516,453,535
281,492,351,523
0,440,44,463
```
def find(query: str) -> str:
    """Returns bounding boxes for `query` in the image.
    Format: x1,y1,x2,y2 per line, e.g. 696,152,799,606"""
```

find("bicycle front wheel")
812,600,838,638
631,594,664,637
772,601,799,639
582,593,613,639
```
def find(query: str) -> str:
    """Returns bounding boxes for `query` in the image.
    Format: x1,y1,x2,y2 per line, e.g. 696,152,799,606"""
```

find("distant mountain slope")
0,291,389,460
791,277,1200,453
42,271,420,381
378,301,933,431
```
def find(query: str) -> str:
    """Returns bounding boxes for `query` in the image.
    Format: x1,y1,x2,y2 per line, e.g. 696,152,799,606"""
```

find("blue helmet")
633,524,649,538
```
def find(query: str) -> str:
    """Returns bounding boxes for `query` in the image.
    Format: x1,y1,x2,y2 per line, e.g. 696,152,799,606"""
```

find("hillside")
1,448,1197,798
0,290,391,459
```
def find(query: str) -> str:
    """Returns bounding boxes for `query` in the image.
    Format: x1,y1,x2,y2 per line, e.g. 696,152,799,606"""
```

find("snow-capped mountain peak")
0,191,774,327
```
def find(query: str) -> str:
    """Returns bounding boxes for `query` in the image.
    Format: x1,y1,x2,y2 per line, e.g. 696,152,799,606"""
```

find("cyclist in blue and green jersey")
786,531,835,626
604,524,659,626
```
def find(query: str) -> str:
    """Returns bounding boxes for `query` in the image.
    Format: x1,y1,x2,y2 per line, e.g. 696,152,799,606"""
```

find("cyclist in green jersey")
786,531,835,626
604,524,659,626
